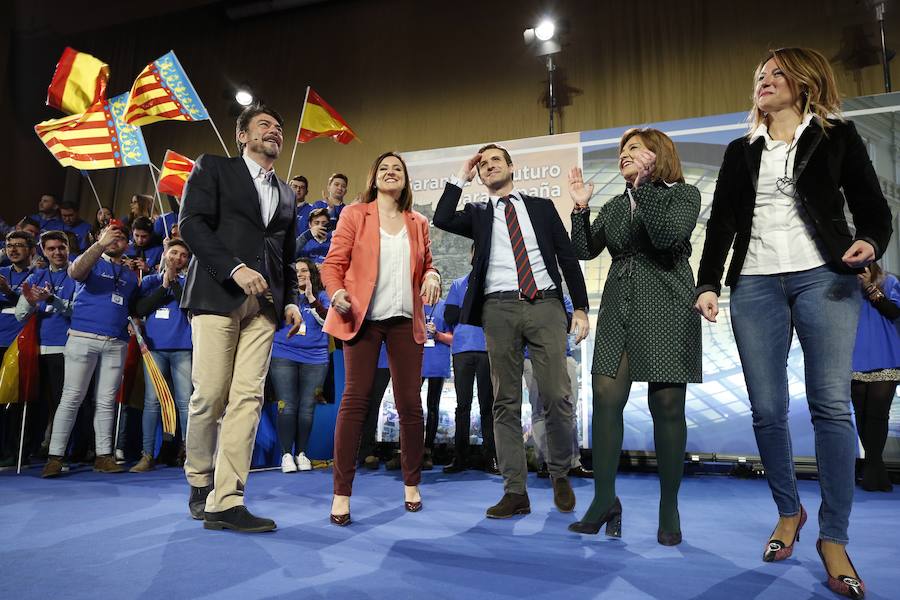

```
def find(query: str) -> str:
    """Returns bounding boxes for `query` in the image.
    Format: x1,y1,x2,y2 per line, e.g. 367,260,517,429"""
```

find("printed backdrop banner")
375,92,900,462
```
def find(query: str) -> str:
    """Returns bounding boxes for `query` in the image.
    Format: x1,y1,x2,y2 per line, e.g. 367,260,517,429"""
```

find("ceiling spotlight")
235,89,254,106
535,20,555,41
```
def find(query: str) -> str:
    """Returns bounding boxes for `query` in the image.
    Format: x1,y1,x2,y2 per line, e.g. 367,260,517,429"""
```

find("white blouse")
741,113,829,275
367,226,414,321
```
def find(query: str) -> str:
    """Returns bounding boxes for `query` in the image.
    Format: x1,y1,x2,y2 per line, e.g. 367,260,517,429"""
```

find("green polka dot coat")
571,181,702,383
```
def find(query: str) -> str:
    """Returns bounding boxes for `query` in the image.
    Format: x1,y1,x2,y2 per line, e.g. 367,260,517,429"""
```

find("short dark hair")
291,175,308,186
18,216,40,231
164,238,190,253
40,230,69,248
59,200,78,211
6,230,36,249
131,216,154,234
477,144,513,166
41,193,58,203
236,104,284,155
308,208,330,223
328,173,348,185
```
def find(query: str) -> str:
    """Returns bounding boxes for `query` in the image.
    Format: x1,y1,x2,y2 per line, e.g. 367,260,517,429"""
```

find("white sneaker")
295,452,313,471
115,449,125,464
281,452,298,473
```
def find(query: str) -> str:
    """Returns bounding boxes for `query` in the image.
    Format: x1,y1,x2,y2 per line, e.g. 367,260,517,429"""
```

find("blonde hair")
747,47,843,135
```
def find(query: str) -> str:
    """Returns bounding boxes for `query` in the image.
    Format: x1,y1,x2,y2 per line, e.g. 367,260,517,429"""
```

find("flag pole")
83,173,104,211
286,86,311,180
208,118,232,158
148,163,169,240
16,403,27,475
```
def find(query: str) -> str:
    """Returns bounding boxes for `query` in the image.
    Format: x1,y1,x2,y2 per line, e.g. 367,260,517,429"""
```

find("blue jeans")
730,264,861,544
270,357,328,455
142,350,192,455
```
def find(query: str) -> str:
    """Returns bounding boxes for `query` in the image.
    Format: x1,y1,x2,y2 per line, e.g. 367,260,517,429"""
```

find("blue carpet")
0,466,897,599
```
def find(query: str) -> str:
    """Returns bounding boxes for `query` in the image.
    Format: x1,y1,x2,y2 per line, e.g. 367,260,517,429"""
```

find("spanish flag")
157,150,194,198
123,51,209,127
35,92,150,170
46,47,110,115
298,87,358,144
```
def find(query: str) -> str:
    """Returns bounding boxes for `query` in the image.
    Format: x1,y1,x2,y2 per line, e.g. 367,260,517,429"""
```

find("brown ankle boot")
129,452,155,473
94,454,125,473
42,456,64,478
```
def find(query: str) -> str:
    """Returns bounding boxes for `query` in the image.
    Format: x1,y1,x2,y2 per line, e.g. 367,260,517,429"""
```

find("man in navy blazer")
179,104,301,533
433,144,589,519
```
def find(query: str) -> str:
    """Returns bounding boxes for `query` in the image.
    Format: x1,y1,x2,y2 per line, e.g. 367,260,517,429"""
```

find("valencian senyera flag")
157,150,194,198
46,47,110,115
298,87,358,144
34,92,150,170
123,51,209,127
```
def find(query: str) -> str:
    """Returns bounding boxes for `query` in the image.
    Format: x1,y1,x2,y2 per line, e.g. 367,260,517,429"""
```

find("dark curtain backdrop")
3,0,897,224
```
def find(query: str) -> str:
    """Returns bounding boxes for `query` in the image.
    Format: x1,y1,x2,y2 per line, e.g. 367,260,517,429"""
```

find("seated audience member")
295,208,332,263
123,194,154,226
41,221,140,477
271,258,331,473
323,173,348,229
153,210,178,240
290,175,316,232
10,231,76,464
130,239,193,472
91,206,113,242
127,216,164,274
59,201,92,253
30,194,65,231
0,230,36,466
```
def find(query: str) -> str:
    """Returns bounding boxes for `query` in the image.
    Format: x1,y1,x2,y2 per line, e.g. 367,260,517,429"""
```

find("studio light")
235,89,254,106
534,19,555,41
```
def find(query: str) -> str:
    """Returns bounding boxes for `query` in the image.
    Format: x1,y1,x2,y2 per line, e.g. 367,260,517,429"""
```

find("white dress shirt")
242,153,279,227
367,226,414,321
448,178,555,294
742,113,829,275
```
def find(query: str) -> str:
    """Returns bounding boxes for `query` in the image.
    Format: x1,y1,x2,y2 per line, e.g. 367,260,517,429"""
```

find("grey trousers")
525,356,581,468
482,297,573,494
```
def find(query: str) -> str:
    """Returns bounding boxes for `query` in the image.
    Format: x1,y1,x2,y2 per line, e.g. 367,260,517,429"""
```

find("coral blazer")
320,201,438,344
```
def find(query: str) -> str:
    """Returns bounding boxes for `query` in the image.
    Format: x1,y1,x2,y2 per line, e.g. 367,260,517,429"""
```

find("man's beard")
249,138,281,159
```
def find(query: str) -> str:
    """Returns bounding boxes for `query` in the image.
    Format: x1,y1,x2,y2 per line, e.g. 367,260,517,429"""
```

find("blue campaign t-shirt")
377,342,388,369
31,213,66,232
140,273,191,350
445,274,487,354
272,290,331,364
63,220,92,252
153,212,178,239
127,242,164,271
69,257,139,340
296,201,327,233
297,233,331,264
422,300,451,378
26,267,77,347
0,266,34,347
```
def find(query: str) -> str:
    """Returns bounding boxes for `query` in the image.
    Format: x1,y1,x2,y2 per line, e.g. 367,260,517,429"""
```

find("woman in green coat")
567,128,702,545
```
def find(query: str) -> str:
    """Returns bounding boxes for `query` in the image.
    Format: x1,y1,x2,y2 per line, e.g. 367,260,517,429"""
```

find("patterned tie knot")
498,194,513,206
262,170,276,185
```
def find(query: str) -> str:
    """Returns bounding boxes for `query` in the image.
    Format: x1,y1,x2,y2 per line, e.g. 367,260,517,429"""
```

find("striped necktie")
499,195,538,300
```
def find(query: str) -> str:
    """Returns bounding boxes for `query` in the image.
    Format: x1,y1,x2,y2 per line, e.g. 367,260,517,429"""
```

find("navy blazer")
697,118,893,295
179,154,298,316
432,182,589,326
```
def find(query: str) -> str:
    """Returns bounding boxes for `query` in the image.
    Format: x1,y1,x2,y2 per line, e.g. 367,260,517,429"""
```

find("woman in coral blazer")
320,151,441,526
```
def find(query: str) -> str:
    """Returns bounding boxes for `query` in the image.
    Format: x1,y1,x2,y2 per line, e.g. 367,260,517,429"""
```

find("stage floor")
1,465,897,599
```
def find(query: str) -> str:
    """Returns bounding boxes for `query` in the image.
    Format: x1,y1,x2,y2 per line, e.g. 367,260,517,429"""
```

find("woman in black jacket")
695,47,891,600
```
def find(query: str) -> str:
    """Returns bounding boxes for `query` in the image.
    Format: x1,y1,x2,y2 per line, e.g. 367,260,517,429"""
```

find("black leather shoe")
483,457,500,475
443,460,466,474
486,492,531,519
189,485,213,520
568,497,622,537
204,505,276,532
552,477,576,512
568,465,593,478
536,463,550,479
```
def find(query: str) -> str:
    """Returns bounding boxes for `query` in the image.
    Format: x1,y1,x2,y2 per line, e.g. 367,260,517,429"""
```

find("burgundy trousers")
333,317,424,495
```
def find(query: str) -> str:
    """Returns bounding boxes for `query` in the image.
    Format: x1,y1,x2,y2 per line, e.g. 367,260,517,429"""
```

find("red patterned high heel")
762,505,807,562
816,539,865,599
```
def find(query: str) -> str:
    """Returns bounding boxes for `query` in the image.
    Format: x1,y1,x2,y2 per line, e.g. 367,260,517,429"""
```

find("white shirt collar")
750,112,816,145
242,153,274,180
490,190,523,207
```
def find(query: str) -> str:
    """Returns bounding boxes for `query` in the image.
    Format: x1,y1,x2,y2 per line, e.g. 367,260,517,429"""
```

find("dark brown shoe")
129,452,155,473
552,477,576,512
42,456,64,478
204,505,276,532
94,454,125,473
189,484,213,520
568,465,593,478
486,492,531,519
